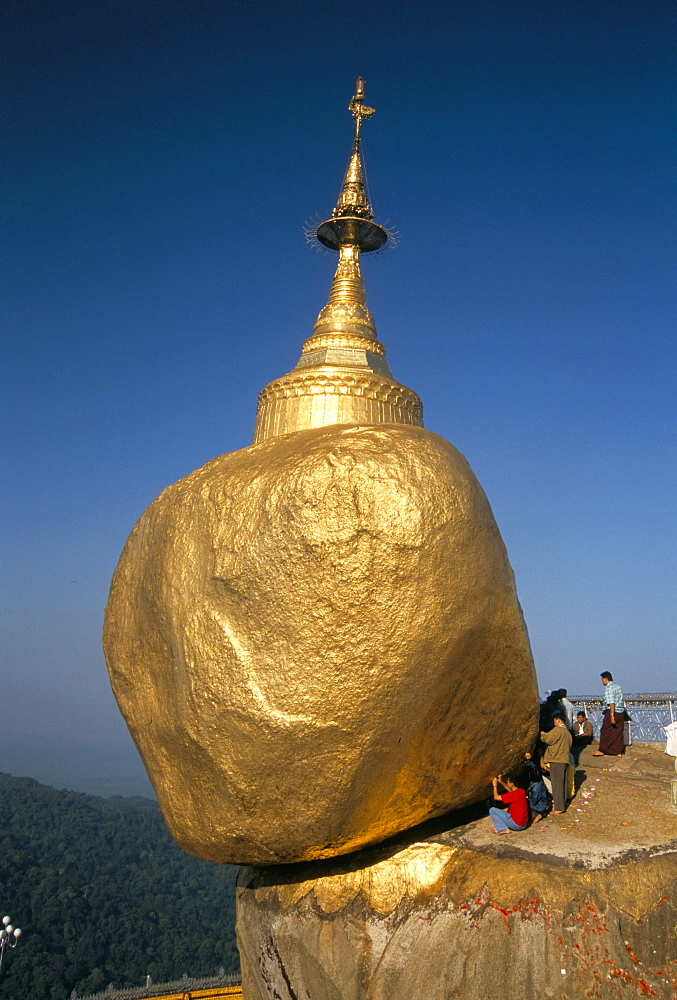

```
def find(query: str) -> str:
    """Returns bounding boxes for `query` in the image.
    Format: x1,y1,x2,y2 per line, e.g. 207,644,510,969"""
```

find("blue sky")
2,0,675,796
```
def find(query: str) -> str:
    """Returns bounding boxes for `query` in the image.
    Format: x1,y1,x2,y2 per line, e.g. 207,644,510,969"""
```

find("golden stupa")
103,80,538,866
254,78,422,442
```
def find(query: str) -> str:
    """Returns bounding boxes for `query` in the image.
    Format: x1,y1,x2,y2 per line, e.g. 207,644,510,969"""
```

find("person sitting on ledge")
572,710,594,763
488,773,529,834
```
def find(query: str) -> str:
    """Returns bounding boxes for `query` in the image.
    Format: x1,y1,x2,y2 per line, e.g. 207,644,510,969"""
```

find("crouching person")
524,751,549,822
489,774,529,834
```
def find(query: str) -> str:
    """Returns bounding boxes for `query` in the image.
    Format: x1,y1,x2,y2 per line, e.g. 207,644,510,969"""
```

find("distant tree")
0,773,239,1000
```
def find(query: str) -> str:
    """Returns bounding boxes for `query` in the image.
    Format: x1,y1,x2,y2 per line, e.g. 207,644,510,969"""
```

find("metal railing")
569,693,676,743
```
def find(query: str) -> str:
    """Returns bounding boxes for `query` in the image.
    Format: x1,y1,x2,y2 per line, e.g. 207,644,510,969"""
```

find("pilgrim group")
488,672,627,834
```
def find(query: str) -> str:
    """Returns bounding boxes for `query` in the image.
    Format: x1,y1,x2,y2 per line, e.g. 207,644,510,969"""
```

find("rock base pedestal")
236,746,677,999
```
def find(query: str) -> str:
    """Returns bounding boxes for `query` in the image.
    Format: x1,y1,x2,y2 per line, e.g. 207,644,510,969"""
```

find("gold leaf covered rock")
104,80,538,865
103,423,537,865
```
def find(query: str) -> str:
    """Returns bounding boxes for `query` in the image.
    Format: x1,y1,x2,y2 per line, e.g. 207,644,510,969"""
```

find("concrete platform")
435,742,677,867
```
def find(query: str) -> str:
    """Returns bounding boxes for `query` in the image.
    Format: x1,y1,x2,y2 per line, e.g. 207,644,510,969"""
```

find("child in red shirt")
489,774,529,834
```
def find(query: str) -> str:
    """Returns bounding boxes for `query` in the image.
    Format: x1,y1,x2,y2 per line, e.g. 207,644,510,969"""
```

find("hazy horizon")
3,686,675,800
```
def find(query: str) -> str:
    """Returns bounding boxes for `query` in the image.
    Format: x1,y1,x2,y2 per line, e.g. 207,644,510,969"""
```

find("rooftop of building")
77,973,242,1000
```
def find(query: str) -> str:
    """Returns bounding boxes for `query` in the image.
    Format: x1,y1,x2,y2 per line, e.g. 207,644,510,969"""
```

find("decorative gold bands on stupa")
299,333,387,356
253,78,423,444
255,371,423,443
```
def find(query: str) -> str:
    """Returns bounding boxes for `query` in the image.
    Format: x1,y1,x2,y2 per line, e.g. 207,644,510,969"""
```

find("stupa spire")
332,76,375,219
253,78,422,444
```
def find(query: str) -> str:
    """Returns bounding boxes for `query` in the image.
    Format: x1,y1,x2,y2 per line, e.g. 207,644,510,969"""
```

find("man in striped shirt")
593,671,626,757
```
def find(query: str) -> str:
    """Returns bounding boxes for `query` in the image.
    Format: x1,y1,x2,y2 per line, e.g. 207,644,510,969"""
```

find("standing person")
540,714,572,814
572,711,594,763
558,689,576,730
593,671,626,757
488,774,529,834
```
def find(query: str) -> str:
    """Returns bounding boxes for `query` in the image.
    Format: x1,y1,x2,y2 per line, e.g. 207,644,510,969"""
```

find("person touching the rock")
540,713,572,814
488,774,529,834
539,692,560,732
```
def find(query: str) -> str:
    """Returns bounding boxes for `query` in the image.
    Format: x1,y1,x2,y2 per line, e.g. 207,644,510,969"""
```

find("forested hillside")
0,772,239,1000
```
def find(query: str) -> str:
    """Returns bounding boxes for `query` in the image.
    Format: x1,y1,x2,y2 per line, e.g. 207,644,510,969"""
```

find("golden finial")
349,75,376,142
317,77,388,249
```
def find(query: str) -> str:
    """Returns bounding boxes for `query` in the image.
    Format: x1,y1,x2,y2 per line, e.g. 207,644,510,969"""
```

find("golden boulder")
103,423,538,865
